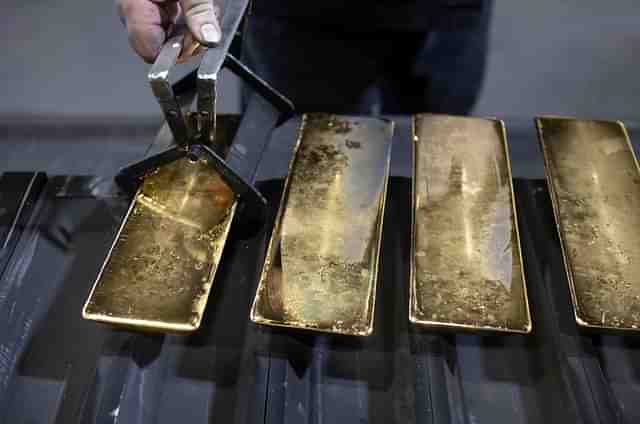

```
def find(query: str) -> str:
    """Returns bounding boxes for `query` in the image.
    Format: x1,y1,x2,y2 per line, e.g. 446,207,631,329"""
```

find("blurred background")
1,0,639,120
0,0,639,176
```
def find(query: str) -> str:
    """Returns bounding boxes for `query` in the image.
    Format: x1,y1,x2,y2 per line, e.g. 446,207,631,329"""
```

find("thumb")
179,0,221,45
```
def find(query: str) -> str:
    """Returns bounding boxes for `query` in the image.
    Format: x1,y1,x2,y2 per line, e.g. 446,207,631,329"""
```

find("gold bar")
537,117,640,331
82,117,239,333
410,114,531,333
250,114,393,336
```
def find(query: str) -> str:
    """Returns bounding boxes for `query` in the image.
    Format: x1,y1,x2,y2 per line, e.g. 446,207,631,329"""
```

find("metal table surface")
0,112,639,424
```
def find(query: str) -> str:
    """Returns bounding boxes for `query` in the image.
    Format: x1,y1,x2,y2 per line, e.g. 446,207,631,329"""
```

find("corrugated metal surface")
0,113,639,423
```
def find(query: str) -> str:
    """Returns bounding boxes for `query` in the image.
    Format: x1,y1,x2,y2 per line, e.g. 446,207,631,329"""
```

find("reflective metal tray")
251,114,393,335
537,117,640,331
410,114,531,333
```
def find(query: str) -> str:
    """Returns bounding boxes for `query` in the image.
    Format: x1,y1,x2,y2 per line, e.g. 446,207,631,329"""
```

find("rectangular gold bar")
537,117,640,331
410,114,532,333
250,114,394,336
82,118,239,333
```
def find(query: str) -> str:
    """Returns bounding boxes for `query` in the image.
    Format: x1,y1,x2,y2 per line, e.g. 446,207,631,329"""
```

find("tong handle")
148,34,191,146
139,0,293,235
197,0,251,146
148,0,251,149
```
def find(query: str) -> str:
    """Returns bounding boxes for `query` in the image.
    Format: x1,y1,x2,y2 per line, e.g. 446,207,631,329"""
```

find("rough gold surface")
251,114,393,336
538,117,640,330
83,156,236,333
411,114,531,333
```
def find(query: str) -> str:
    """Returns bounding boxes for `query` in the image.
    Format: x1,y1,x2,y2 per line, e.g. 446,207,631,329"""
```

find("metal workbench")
0,107,639,424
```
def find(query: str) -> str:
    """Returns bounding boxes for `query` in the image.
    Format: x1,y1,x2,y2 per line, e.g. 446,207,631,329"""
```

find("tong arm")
148,34,191,146
196,0,251,147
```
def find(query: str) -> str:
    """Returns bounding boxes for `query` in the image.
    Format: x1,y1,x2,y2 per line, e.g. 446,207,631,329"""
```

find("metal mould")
537,116,640,331
251,114,394,336
410,114,531,333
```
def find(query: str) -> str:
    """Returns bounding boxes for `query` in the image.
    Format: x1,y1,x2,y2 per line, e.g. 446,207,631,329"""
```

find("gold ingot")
410,114,531,333
537,117,640,331
251,114,394,336
83,117,239,333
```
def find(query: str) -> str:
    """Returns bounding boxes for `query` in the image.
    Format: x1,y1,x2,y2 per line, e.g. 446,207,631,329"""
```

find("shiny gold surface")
251,114,393,336
537,117,640,331
410,114,531,333
83,126,238,333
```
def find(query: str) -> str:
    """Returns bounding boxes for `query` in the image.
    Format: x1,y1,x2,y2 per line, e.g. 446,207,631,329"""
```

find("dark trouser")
242,2,493,115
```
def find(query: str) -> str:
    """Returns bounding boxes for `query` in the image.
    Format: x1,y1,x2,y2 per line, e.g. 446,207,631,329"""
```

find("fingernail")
201,23,221,44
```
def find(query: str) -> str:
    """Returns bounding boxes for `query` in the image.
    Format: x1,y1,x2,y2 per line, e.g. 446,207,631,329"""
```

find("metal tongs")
116,0,294,232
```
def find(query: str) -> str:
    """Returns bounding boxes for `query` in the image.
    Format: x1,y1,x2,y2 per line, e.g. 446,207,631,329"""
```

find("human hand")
116,0,223,63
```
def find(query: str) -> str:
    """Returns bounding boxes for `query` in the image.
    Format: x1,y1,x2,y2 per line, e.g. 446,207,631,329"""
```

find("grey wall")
0,0,240,118
474,0,640,120
1,1,639,119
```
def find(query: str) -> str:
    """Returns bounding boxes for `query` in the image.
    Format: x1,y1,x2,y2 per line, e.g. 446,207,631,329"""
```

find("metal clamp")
124,0,295,233
147,0,293,149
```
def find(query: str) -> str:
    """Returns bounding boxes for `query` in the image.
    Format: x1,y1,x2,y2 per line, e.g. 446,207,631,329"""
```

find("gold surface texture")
410,114,531,333
537,117,640,331
83,119,239,333
251,114,393,336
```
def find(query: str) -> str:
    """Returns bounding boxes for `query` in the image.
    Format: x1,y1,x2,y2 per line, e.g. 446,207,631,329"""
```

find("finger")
177,32,204,63
116,0,179,62
178,0,221,45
